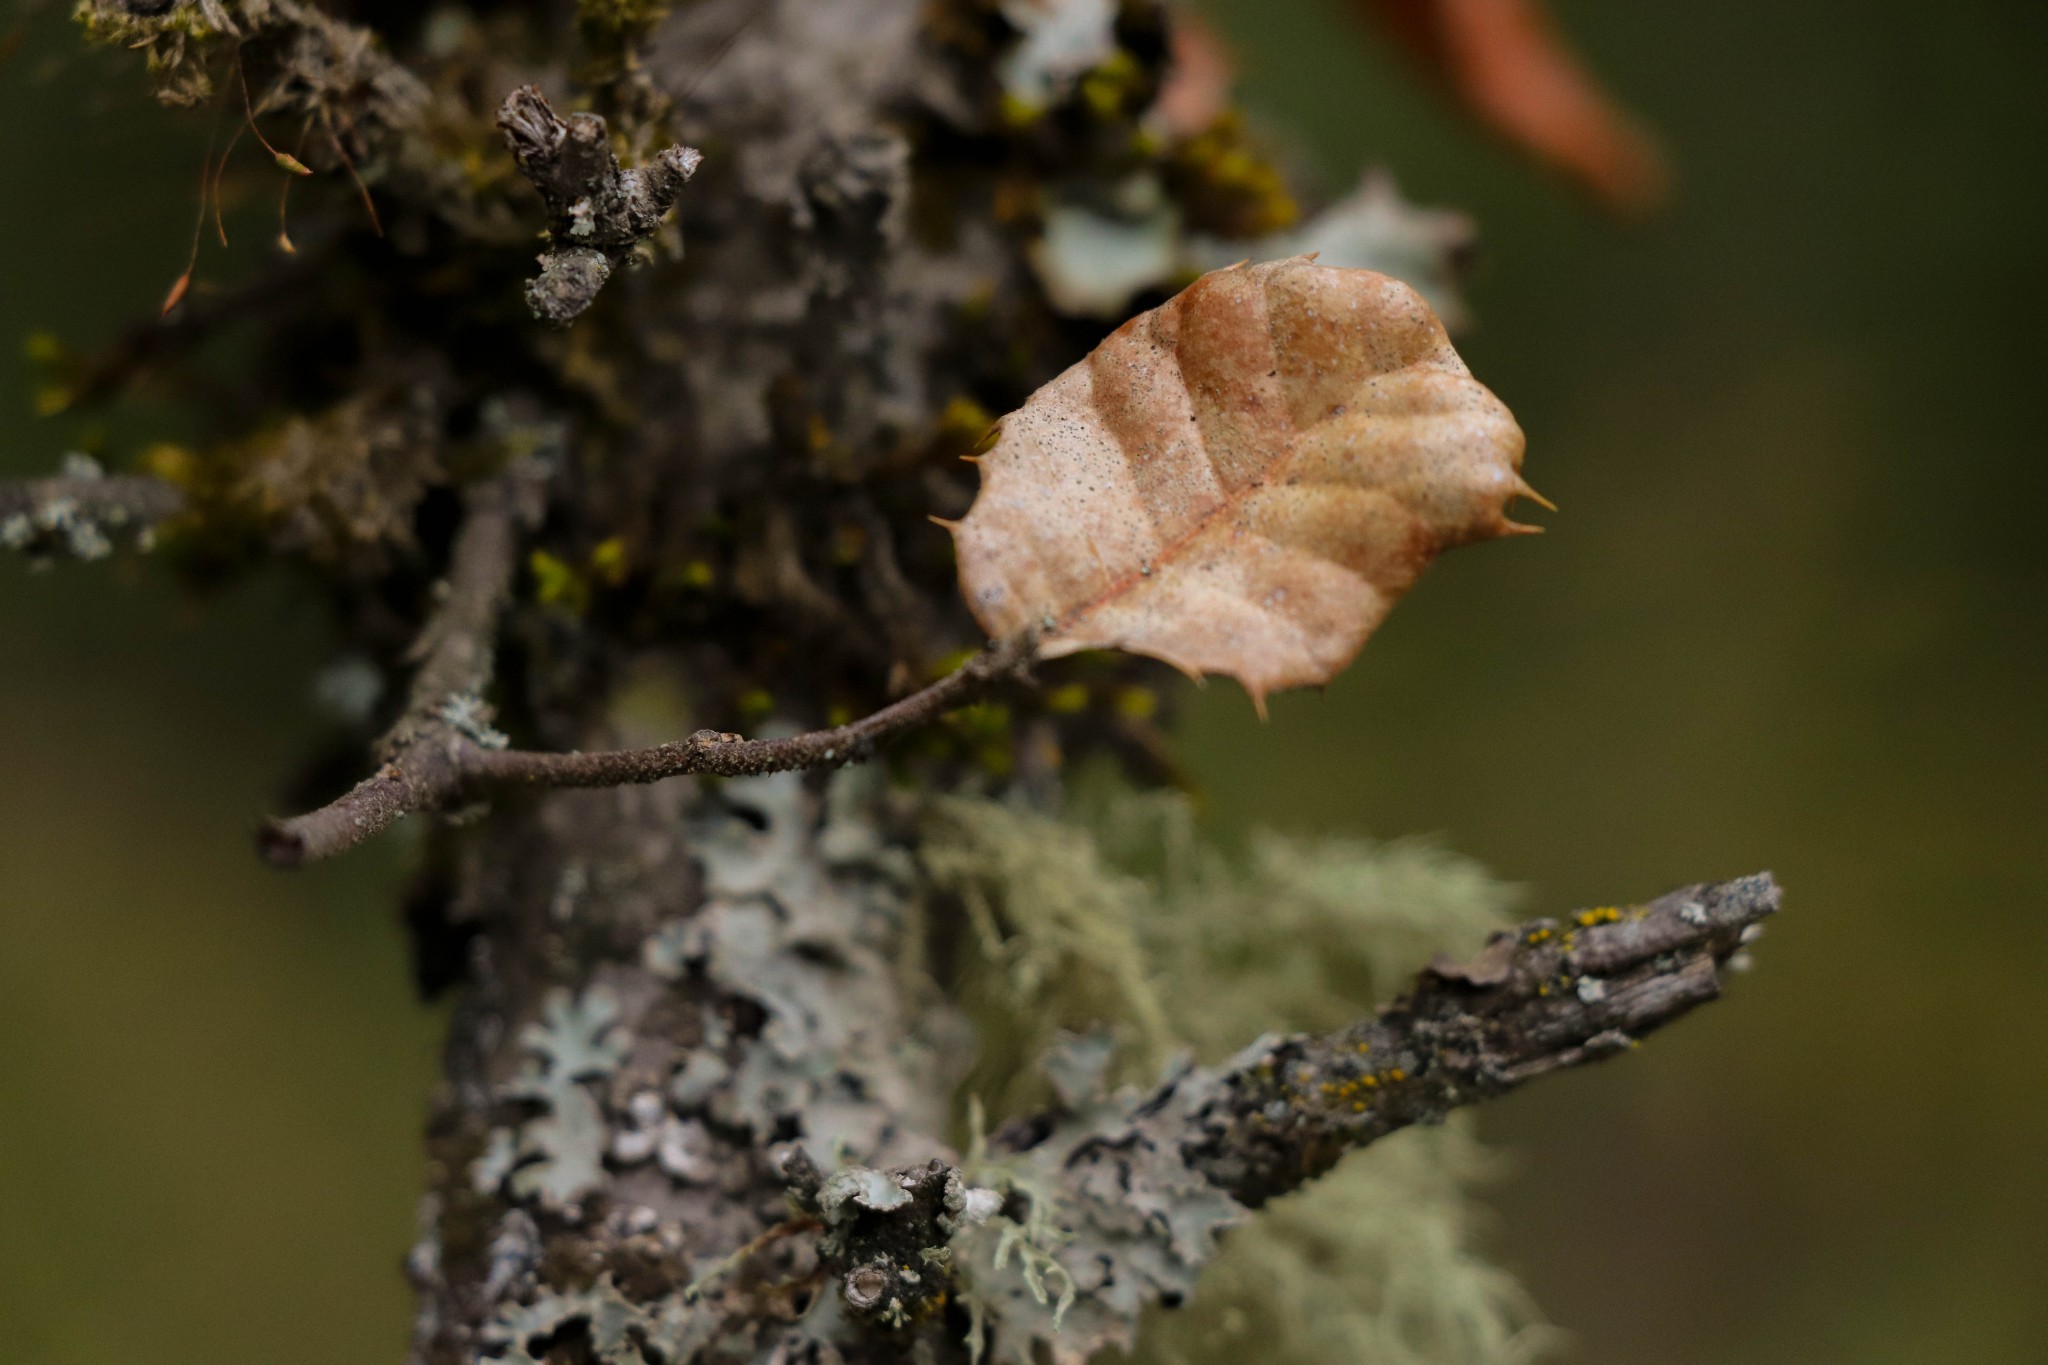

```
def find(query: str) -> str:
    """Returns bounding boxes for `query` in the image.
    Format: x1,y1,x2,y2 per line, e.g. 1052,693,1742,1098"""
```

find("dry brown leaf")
949,257,1539,711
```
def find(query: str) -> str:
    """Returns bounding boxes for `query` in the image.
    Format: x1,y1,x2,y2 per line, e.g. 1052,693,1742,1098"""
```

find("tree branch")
785,875,1779,1361
0,463,186,560
466,633,1035,788
256,466,534,867
1180,872,1780,1205
498,85,703,325
259,548,1039,865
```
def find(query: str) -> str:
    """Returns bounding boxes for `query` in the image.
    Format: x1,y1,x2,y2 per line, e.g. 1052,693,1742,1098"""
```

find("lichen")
481,1271,713,1364
930,776,1549,1365
953,1042,1244,1365
1186,170,1477,332
996,0,1120,113
494,985,630,1213
1113,1122,1555,1365
919,796,1174,1121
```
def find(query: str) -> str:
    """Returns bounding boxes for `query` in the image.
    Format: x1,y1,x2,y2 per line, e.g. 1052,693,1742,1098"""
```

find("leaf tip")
160,271,192,317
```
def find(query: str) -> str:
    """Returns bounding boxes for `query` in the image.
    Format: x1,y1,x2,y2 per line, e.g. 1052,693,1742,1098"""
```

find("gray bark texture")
8,4,1780,1363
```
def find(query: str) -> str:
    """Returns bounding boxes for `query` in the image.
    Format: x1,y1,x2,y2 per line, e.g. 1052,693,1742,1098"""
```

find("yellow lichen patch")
589,536,630,586
1113,686,1158,721
934,394,997,457
932,647,981,679
1078,50,1146,122
530,549,590,615
140,442,199,488
1165,111,1300,239
806,412,835,457
22,331,65,366
1044,683,1091,715
1573,906,1623,927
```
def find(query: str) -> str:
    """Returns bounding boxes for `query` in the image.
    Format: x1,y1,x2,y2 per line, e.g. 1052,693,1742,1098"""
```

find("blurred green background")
3,2,2043,1362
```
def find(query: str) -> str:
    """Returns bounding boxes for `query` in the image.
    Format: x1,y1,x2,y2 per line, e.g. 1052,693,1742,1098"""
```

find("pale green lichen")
1072,775,1518,1058
920,797,1175,1121
1033,167,1474,327
519,985,628,1081
497,986,628,1212
819,1165,914,1217
1113,1123,1555,1365
997,0,1119,113
667,768,950,1166
482,1271,712,1365
927,775,1551,1365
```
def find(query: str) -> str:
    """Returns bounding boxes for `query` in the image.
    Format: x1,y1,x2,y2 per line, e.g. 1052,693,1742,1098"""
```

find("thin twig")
467,632,1034,788
378,477,532,759
258,489,1037,867
1,471,187,562
262,632,1034,867
257,468,534,867
0,473,187,527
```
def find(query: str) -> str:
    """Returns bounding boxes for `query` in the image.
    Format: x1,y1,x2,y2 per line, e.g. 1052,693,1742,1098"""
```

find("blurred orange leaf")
1360,0,1669,216
160,270,192,317
950,257,1537,711
1154,10,1238,137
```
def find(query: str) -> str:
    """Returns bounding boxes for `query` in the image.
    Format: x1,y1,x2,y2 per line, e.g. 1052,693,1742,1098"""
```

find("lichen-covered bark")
408,768,971,1365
